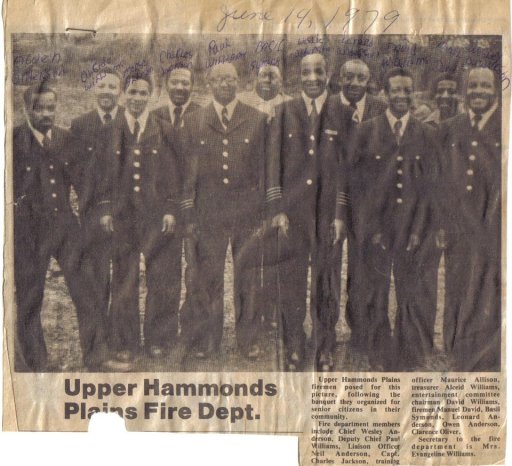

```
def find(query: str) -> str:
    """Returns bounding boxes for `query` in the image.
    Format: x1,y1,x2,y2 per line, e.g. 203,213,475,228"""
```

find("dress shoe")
101,358,134,372
246,345,261,360
148,345,166,358
316,352,334,372
116,350,135,363
195,350,208,359
286,351,302,372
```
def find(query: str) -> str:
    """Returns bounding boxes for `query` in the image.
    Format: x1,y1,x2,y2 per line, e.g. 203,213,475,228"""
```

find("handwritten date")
216,4,400,34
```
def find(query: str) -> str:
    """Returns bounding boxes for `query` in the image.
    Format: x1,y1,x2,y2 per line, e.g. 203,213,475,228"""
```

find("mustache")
98,93,116,99
468,92,492,100
391,97,411,103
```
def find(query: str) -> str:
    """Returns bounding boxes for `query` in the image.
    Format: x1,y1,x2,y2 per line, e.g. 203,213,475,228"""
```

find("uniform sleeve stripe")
97,200,111,205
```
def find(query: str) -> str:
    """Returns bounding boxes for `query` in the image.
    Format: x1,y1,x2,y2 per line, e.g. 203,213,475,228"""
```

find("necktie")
350,102,360,124
221,107,229,128
42,132,51,149
310,99,318,127
103,113,112,124
133,120,140,141
174,106,183,128
473,113,482,130
394,120,402,145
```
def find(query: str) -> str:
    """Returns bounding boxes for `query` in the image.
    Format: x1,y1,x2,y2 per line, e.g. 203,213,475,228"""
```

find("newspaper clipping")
3,0,509,464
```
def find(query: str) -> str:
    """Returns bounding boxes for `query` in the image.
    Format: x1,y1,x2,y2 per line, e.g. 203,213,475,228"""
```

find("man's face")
255,65,282,101
434,79,458,115
167,68,192,106
466,68,496,114
340,61,370,104
94,73,121,112
209,64,238,106
28,91,56,133
387,75,413,116
300,54,328,99
125,79,151,118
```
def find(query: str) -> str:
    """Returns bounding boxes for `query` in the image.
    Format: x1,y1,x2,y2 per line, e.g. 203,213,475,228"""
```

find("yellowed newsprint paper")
3,0,509,464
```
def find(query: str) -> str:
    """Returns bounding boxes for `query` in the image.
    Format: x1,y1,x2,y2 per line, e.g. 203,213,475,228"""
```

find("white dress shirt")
385,108,411,138
212,98,238,129
125,109,149,142
468,102,498,130
340,92,367,123
301,90,328,116
168,99,191,125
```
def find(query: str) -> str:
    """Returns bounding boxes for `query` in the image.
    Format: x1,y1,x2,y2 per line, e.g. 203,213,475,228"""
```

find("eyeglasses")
209,76,238,84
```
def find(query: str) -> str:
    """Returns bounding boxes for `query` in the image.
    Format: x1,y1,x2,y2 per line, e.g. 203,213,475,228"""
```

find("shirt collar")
301,90,328,116
340,92,367,123
468,102,498,130
252,91,288,116
27,119,51,147
168,99,191,124
97,105,119,123
212,98,238,128
385,108,410,137
124,108,149,141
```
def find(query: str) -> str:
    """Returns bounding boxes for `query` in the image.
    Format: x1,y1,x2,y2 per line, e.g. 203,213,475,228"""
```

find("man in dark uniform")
70,68,124,320
440,67,501,371
180,63,269,360
98,71,181,365
269,53,354,371
13,83,109,371
151,66,201,336
424,72,462,128
341,68,440,371
151,67,202,128
338,59,388,123
335,59,387,356
240,63,292,332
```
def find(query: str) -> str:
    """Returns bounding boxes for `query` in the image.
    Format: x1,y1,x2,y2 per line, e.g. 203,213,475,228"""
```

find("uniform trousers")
82,213,112,316
355,231,437,371
278,211,341,362
110,208,182,352
444,231,500,371
187,219,261,355
14,213,107,371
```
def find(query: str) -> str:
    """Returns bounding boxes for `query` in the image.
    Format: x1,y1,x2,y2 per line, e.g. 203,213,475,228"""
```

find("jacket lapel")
205,102,226,134
224,101,247,134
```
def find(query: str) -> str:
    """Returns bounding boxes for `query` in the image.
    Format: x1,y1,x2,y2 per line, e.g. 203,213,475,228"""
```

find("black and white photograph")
10,33,502,373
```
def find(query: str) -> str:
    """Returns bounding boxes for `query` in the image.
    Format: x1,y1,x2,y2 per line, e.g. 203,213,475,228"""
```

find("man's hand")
436,229,447,250
331,219,347,245
162,214,176,235
371,233,386,250
271,213,289,237
100,215,114,233
406,234,420,251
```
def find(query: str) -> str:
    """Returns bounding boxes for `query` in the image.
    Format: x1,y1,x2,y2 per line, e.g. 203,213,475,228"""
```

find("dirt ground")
36,243,451,372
